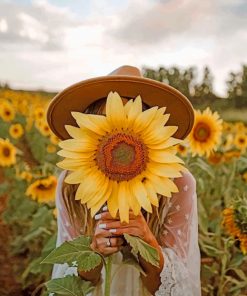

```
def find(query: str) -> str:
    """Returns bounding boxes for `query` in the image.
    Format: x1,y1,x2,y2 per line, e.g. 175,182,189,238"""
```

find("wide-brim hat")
46,65,194,140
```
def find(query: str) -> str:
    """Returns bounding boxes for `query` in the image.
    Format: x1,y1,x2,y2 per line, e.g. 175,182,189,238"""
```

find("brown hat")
46,65,194,140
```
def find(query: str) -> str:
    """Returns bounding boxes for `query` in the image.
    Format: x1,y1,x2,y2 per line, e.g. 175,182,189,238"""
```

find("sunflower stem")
104,255,112,296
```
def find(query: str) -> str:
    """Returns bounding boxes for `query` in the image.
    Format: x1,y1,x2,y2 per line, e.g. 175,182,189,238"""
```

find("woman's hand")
96,210,164,295
95,210,156,246
90,211,125,256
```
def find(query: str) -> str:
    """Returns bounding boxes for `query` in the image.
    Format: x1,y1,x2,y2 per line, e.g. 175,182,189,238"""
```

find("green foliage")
42,236,103,272
123,234,160,268
45,276,94,296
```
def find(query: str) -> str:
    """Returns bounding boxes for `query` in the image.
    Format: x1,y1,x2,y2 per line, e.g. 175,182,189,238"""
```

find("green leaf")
123,234,160,268
45,275,94,296
42,236,102,272
121,249,146,276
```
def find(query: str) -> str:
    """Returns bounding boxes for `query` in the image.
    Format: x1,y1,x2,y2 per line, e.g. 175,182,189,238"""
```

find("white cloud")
0,18,8,33
0,0,246,97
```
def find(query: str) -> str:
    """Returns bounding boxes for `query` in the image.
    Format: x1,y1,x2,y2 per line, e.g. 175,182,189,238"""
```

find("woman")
47,65,201,295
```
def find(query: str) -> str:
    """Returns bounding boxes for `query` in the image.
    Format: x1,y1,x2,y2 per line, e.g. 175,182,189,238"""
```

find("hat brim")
46,75,194,140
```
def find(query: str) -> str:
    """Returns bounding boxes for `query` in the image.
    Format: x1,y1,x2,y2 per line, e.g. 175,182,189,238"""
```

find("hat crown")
108,65,142,77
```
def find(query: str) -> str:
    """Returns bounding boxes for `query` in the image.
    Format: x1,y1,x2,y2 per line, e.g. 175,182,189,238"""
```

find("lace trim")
155,248,192,296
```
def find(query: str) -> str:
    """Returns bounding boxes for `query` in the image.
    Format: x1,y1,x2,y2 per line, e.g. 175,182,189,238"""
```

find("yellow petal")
86,115,111,133
71,112,106,135
143,180,159,207
90,180,113,217
124,99,133,115
107,181,119,218
132,106,158,134
56,158,91,171
148,150,184,164
106,91,126,129
146,173,172,197
127,95,142,127
57,149,94,159
130,179,152,213
147,137,182,150
64,167,88,184
118,181,130,223
125,181,141,216
143,126,178,145
75,169,105,201
87,177,109,208
58,139,96,152
64,125,100,141
147,162,183,178
141,111,169,137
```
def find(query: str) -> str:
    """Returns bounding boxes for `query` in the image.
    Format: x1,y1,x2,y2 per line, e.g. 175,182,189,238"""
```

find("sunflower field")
0,87,246,296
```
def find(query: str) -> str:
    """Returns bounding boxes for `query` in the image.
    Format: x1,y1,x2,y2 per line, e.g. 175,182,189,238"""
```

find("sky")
0,0,246,97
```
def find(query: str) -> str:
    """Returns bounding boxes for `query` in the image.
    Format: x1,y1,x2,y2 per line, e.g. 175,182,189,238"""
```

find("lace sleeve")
51,170,79,279
155,171,201,296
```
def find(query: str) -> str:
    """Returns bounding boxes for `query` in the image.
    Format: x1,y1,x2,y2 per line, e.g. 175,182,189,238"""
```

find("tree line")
143,65,247,110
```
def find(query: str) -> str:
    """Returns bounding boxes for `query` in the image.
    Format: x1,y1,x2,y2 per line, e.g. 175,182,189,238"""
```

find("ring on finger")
106,237,111,247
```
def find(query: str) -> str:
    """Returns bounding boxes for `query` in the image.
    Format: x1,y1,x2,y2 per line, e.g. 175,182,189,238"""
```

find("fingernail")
98,223,106,229
102,205,108,211
95,214,101,220
109,229,116,233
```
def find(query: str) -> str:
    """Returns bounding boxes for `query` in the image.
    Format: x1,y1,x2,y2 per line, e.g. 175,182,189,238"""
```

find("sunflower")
37,121,51,137
207,151,224,165
0,138,17,167
19,171,33,182
34,107,45,121
57,91,185,222
9,123,24,139
47,144,57,153
222,207,247,255
176,143,188,157
26,175,57,203
234,133,247,152
0,102,15,122
224,149,241,162
188,107,222,157
50,133,60,145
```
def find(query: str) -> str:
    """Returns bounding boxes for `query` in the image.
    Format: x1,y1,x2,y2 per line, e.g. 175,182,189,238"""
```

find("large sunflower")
188,107,222,157
0,138,17,167
57,91,185,222
26,175,57,203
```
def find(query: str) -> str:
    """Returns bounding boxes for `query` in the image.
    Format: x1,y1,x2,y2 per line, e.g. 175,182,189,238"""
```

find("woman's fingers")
95,210,140,221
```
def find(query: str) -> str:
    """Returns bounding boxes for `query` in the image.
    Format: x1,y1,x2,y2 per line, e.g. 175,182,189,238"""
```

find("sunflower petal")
143,180,159,207
144,126,178,145
147,137,182,150
107,181,119,218
90,180,113,217
57,149,94,159
64,167,88,184
127,95,142,127
64,125,100,141
106,91,126,129
71,112,106,135
147,162,183,178
118,181,130,223
130,179,152,213
56,159,90,171
58,139,96,152
133,106,158,133
148,150,184,164
125,181,141,216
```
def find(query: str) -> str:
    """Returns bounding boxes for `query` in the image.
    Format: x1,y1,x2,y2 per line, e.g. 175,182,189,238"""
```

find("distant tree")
193,66,217,105
143,66,195,99
227,65,247,108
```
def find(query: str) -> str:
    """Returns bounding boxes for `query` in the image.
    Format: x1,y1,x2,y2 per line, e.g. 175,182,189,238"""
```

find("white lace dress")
51,170,201,296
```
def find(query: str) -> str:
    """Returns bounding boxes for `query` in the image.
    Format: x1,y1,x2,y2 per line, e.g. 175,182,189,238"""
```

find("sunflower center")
5,110,10,116
37,183,53,190
96,132,148,181
3,147,10,157
193,122,211,142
